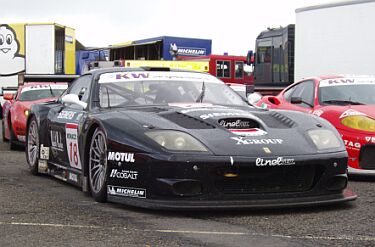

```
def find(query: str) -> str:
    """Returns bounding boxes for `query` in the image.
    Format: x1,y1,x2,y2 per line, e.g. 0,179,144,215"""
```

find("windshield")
319,83,375,105
19,85,67,101
99,80,247,108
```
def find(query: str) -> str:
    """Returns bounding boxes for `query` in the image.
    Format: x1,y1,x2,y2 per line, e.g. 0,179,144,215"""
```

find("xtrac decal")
109,169,138,180
107,185,146,198
231,137,283,145
339,109,366,119
107,152,135,164
255,157,295,167
66,123,82,169
57,110,75,120
365,137,375,143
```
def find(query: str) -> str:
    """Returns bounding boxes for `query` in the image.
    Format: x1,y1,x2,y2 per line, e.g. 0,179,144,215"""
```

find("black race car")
25,67,356,210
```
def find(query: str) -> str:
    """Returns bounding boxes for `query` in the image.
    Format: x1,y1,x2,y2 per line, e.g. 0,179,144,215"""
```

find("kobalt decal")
339,109,366,119
57,110,75,120
66,123,82,169
50,130,63,150
256,157,295,167
116,73,149,80
107,186,146,198
365,137,375,143
343,140,361,149
110,169,138,180
231,137,283,145
107,152,135,163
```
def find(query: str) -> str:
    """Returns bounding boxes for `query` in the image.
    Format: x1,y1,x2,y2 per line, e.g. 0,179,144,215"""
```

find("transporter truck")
251,0,375,94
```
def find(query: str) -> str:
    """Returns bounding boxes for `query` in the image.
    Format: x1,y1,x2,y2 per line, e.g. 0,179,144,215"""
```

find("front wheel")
25,117,40,175
89,128,108,202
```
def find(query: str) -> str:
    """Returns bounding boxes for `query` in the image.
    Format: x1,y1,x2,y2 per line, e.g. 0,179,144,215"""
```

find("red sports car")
2,83,67,149
256,75,375,175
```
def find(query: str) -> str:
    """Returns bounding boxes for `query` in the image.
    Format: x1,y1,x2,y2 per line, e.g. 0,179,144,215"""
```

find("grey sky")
0,0,332,55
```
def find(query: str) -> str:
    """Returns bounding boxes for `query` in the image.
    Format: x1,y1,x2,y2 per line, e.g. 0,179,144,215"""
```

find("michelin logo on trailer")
169,43,206,58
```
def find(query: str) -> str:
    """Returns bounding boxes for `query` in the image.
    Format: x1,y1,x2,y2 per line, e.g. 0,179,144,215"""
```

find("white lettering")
231,137,283,145
109,169,138,180
255,157,295,166
107,152,135,163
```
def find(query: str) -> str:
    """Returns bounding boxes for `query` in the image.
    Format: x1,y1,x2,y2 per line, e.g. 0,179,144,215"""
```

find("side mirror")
3,93,14,101
61,94,87,109
290,96,303,104
247,92,262,105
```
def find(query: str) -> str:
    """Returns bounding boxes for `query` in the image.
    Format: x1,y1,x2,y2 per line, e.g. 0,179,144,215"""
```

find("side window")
235,61,244,79
216,60,231,78
68,75,92,103
286,80,315,108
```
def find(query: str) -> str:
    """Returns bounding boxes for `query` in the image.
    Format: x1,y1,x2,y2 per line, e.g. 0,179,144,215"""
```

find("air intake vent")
160,112,216,129
254,111,296,128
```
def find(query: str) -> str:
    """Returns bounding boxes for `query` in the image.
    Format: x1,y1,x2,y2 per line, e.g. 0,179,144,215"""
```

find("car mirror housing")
61,94,87,109
247,92,262,105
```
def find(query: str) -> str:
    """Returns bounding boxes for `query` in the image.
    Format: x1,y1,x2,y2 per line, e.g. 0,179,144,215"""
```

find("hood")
317,105,375,130
114,104,328,157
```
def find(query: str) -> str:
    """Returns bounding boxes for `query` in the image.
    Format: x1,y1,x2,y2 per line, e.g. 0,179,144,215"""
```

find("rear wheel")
89,128,108,202
26,117,39,175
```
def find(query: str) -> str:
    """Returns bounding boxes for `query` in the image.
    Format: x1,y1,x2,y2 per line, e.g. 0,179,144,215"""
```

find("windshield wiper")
322,99,364,105
196,81,205,103
49,85,55,97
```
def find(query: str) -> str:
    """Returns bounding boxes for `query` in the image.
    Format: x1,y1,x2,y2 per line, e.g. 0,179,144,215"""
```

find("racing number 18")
69,142,79,165
66,123,82,169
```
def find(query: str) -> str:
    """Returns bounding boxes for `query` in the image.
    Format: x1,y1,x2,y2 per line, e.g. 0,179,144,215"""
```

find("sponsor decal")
68,173,78,183
17,135,26,142
229,128,267,136
50,130,64,150
263,147,272,154
115,73,150,80
339,109,366,119
107,152,135,163
343,139,361,149
57,110,75,120
311,110,324,117
256,157,295,167
231,137,283,145
65,35,73,43
66,123,81,169
110,169,138,180
219,119,251,129
200,112,254,120
320,78,375,87
39,144,50,160
365,136,375,143
169,43,206,57
169,103,213,109
107,185,146,198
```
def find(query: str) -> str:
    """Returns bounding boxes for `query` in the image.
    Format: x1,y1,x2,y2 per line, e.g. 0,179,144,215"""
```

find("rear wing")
18,73,79,86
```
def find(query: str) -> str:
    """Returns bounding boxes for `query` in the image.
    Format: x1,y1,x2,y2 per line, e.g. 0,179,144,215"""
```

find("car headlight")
24,110,29,117
145,130,208,152
341,115,375,132
308,129,342,150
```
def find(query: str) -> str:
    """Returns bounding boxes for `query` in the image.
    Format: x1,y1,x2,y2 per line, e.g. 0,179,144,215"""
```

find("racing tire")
9,122,18,150
88,127,108,202
25,116,40,175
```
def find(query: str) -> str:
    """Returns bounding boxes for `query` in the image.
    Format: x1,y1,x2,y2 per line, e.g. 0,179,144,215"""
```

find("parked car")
25,68,356,210
256,75,375,175
2,82,67,149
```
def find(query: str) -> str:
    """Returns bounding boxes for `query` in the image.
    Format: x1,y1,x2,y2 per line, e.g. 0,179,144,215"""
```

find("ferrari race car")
25,68,356,210
256,75,375,175
2,82,68,149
